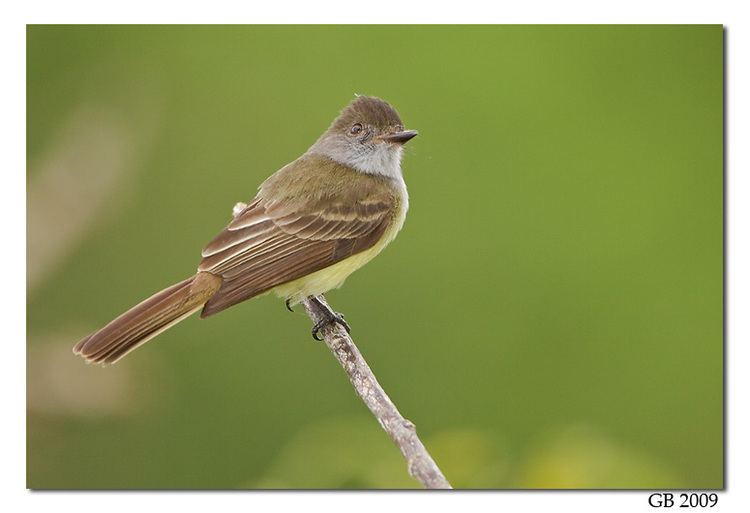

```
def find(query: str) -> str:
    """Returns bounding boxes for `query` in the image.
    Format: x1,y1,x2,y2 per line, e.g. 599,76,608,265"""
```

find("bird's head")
310,95,418,177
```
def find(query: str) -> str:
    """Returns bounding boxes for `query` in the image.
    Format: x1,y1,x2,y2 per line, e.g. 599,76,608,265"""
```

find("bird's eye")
350,123,363,135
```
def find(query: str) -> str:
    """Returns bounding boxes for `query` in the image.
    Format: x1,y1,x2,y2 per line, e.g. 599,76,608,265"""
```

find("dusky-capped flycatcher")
74,96,417,364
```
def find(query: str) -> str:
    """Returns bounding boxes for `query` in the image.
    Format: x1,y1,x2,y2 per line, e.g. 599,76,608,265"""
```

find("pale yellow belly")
270,201,407,305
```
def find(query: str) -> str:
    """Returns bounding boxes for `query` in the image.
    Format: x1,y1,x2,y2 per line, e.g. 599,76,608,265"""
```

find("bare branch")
300,295,452,489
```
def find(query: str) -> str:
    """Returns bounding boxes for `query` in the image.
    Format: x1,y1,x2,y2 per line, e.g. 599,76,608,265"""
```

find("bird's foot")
285,299,294,312
308,296,351,341
311,313,350,341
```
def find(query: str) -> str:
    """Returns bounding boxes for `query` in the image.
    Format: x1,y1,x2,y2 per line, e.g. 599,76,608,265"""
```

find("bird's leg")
285,298,294,312
309,295,351,341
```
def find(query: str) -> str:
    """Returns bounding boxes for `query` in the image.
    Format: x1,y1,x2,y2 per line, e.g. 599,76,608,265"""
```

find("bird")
73,95,418,364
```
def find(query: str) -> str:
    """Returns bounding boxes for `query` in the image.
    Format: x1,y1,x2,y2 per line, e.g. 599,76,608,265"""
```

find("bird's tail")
73,272,222,364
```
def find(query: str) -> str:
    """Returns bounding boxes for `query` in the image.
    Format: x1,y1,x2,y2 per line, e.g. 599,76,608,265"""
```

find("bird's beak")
381,129,418,145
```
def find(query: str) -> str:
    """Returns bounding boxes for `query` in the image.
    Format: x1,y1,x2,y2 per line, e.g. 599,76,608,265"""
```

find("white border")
6,1,749,512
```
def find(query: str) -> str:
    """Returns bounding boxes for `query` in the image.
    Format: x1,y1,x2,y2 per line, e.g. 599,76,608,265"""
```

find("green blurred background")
26,25,723,489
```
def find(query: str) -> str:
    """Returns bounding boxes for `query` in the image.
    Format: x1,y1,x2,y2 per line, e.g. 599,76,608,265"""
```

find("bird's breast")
272,178,408,304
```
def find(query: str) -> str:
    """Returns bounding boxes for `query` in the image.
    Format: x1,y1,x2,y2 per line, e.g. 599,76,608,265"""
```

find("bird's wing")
198,158,398,317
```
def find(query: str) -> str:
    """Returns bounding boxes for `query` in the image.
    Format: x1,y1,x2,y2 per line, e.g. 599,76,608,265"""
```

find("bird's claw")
311,312,350,341
285,299,294,312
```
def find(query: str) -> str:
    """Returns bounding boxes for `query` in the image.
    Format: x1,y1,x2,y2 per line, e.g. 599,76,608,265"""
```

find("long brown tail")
73,272,222,364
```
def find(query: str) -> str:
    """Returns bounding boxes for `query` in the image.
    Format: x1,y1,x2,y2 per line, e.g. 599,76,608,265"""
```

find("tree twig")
300,295,452,489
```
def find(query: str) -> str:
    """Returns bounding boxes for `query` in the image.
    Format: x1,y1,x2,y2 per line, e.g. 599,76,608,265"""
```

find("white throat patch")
309,136,404,179
341,143,403,178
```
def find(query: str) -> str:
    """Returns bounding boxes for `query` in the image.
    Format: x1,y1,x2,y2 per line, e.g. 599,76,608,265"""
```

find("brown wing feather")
198,155,398,318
